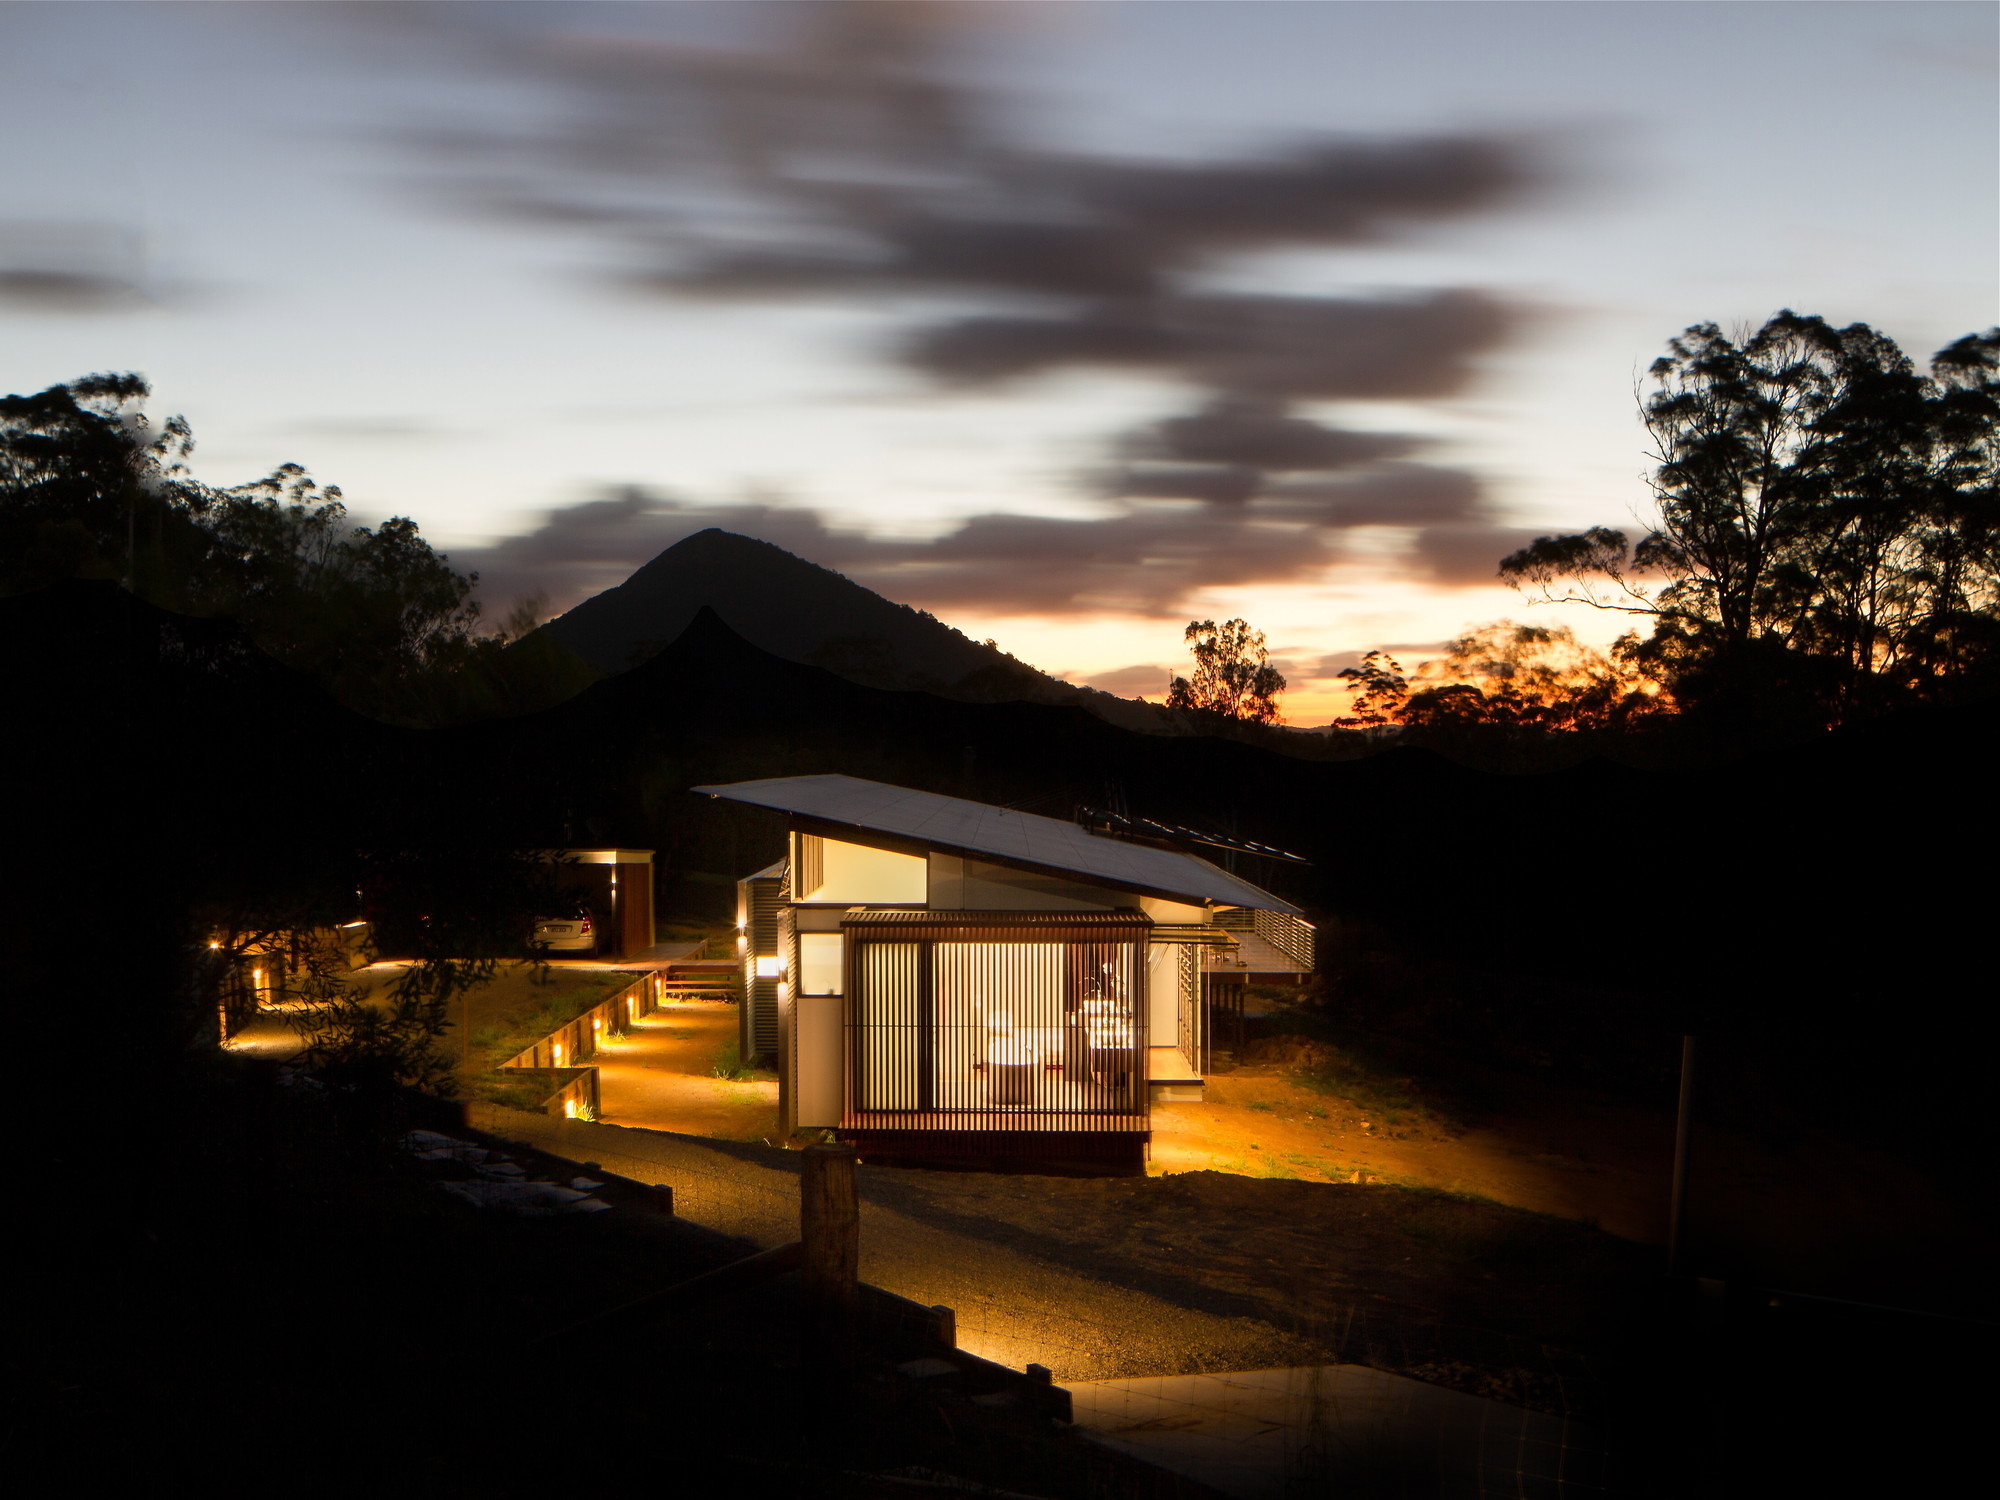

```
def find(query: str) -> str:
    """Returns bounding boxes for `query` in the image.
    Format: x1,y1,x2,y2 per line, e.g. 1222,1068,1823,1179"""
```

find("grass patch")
447,963,643,1107
712,1040,772,1088
1253,1006,1487,1131
477,1067,586,1113
1292,1052,1427,1118
1390,1187,1598,1273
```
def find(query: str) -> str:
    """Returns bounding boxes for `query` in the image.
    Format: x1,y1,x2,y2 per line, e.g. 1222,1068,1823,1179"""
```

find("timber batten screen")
840,910,1150,1134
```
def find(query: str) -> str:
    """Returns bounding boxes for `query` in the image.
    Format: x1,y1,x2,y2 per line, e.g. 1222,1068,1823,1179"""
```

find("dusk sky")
3,1,1993,722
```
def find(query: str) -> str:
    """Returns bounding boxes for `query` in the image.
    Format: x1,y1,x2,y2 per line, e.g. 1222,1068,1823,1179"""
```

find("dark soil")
863,1165,1660,1417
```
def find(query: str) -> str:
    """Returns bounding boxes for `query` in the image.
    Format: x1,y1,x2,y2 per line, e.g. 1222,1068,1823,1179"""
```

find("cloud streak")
391,2,1543,620
460,483,1521,623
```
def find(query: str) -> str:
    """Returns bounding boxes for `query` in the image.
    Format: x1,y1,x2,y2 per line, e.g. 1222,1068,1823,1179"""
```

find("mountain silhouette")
530,529,1168,729
540,529,1014,682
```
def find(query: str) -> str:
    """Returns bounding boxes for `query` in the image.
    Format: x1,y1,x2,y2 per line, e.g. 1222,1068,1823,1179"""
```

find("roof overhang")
694,775,1300,915
788,811,1223,913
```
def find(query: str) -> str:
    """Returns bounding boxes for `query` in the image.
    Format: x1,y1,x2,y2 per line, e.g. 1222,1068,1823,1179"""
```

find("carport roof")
693,774,1298,914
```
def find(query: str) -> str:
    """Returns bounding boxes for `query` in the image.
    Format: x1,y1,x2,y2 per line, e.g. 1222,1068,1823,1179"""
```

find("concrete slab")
1069,1364,1610,1499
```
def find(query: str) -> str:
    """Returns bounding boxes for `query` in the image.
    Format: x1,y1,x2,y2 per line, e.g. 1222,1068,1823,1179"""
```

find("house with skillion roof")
696,774,1311,1173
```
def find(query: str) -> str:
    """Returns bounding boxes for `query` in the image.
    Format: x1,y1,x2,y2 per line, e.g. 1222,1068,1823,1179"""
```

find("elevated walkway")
1204,930,1311,981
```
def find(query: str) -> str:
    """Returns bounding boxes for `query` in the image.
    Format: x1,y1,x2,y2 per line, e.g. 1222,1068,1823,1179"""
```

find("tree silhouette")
1333,651,1408,727
1166,617,1287,723
0,373,591,724
1501,313,1999,727
1397,621,1661,731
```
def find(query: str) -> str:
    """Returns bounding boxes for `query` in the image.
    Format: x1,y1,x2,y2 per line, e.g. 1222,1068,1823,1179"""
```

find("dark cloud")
1075,663,1172,698
457,489,845,616
464,475,1531,624
1107,464,1262,506
904,290,1508,398
458,488,1345,621
0,222,149,311
1411,523,1550,585
0,269,143,312
386,4,1546,620
1069,137,1526,248
1266,465,1485,527
1135,397,1418,473
672,134,1526,303
393,5,1530,408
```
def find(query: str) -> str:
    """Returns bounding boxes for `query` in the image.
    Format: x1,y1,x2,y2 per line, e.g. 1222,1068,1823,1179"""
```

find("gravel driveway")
469,1105,1307,1381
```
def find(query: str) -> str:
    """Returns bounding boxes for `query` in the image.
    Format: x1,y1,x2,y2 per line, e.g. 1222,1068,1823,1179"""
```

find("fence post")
928,1304,956,1351
802,1143,859,1363
1025,1363,1071,1423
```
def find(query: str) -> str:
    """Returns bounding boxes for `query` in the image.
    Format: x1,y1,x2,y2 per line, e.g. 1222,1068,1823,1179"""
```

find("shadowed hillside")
468,606,1998,1311
12,581,1994,1320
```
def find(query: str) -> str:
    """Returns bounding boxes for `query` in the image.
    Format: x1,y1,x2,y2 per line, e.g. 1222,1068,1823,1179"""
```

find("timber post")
802,1143,859,1363
928,1304,956,1350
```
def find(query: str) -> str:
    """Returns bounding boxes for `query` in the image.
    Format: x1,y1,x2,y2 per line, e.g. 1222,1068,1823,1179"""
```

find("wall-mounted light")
754,955,784,979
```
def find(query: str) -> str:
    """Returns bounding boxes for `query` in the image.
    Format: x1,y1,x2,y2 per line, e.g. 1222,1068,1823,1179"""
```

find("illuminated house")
701,775,1311,1172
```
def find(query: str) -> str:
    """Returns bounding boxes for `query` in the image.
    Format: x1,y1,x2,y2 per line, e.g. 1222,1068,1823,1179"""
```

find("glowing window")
799,934,844,995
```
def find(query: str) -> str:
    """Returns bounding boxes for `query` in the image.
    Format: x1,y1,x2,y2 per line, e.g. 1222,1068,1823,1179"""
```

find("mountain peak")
536,529,1005,685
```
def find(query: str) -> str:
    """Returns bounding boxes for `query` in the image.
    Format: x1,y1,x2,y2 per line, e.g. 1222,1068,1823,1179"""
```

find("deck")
1147,1044,1203,1102
1203,929,1312,978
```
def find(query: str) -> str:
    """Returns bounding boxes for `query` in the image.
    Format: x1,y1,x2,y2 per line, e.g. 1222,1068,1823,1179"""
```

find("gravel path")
468,1105,1306,1381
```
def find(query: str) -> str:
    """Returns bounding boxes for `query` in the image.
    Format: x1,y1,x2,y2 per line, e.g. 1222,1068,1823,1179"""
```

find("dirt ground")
594,999,780,1143
584,1003,1675,1243
1151,1053,1674,1243
859,1161,1655,1413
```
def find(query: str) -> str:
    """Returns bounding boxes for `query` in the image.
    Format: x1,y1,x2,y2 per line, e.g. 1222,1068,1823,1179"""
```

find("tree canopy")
1395,621,1660,733
1166,617,1287,723
1501,313,1999,728
0,373,588,723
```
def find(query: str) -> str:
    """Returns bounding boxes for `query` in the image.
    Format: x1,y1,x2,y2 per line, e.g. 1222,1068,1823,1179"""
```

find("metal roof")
842,909,1154,933
692,775,1300,914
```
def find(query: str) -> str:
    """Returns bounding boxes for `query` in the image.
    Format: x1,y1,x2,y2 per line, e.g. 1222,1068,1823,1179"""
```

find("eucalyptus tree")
1166,616,1288,723
1502,313,1999,725
0,373,503,724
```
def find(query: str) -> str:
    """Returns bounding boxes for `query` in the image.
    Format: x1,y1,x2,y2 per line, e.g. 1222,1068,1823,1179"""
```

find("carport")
554,848,655,960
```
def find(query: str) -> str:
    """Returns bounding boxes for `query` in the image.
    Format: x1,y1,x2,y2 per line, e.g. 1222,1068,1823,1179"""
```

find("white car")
532,914,597,954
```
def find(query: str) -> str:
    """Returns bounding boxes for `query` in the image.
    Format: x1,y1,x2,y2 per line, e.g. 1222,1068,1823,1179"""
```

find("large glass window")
849,936,1144,1116
797,835,926,904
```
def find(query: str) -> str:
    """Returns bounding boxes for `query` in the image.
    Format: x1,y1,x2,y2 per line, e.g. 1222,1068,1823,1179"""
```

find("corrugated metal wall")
738,873,784,1062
